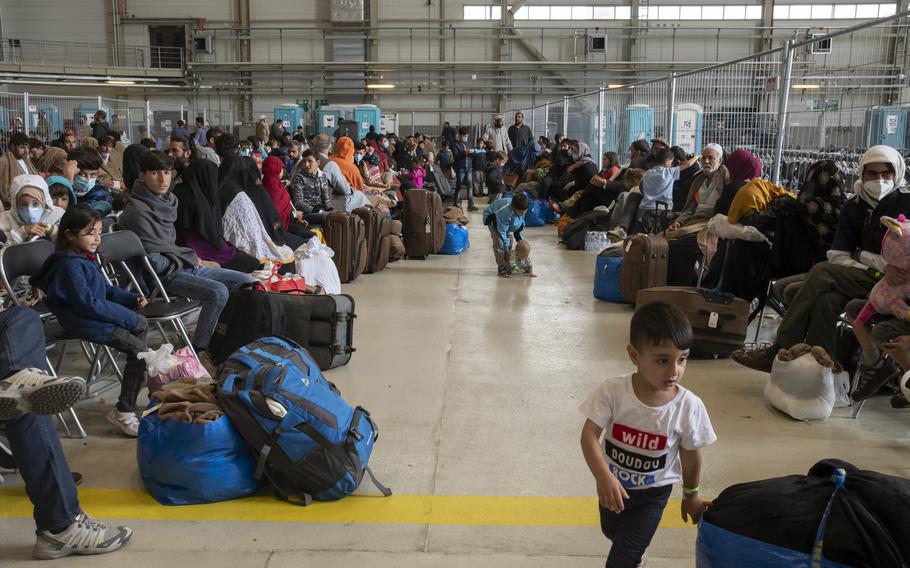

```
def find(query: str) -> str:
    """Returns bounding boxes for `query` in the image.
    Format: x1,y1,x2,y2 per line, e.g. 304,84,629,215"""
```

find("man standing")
192,117,208,146
270,119,285,142
483,114,513,154
171,120,190,140
508,112,533,148
0,131,37,205
195,128,222,166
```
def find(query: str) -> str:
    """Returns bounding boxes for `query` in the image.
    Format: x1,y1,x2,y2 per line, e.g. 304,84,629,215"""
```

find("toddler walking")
580,301,715,567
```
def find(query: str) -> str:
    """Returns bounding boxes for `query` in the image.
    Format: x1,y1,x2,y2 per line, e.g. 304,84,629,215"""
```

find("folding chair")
97,231,202,362
0,239,105,438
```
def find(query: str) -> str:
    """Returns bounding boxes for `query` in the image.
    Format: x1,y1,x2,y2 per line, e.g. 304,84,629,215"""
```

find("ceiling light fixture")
366,83,396,89
792,84,821,89
105,80,136,85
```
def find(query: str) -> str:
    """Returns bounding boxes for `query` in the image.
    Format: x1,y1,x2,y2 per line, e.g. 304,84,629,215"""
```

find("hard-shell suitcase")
402,189,446,259
324,211,368,283
353,207,391,274
620,234,669,303
635,286,749,358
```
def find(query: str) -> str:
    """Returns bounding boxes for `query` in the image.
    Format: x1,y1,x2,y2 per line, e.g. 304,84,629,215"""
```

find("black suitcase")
427,163,455,200
209,289,356,370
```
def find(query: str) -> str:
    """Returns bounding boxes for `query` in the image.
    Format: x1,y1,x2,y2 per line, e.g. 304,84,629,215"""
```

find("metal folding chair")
97,231,202,362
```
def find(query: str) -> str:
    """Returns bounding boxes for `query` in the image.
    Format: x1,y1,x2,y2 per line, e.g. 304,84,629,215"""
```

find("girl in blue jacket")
32,205,149,437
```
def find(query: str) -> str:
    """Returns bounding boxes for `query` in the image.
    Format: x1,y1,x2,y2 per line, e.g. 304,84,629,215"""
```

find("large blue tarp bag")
137,411,259,505
218,337,391,504
594,254,627,303
697,459,910,568
439,223,469,255
524,199,548,227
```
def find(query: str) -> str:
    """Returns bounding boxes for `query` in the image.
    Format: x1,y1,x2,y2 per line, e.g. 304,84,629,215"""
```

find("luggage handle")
700,290,734,305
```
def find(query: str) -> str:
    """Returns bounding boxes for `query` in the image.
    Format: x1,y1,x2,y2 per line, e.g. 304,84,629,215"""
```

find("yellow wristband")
682,486,699,495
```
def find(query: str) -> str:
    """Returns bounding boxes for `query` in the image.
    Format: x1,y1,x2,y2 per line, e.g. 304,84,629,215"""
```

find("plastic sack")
439,223,470,255
137,410,259,505
253,261,309,295
584,231,611,254
524,199,548,227
294,238,342,294
139,344,210,394
594,254,627,303
765,353,847,420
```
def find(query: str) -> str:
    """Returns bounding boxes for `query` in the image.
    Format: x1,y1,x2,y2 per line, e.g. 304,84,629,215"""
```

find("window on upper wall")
551,5,572,19
572,5,594,19
773,3,897,19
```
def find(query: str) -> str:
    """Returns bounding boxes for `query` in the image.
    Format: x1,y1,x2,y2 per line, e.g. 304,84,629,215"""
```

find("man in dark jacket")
508,112,533,148
733,145,910,373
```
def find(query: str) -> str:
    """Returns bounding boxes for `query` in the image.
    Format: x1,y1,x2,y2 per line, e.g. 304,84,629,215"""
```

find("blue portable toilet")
274,104,305,133
624,104,654,151
673,103,704,156
0,106,10,134
315,105,348,137
864,106,908,149
353,105,381,140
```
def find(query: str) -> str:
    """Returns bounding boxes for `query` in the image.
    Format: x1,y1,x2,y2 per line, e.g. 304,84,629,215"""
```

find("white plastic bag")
707,214,771,245
294,239,342,295
765,353,839,420
138,344,211,394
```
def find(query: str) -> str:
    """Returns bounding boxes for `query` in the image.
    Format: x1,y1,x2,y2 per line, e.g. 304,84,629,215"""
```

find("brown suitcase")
636,286,750,358
324,211,368,283
402,189,446,259
620,234,669,303
353,206,391,273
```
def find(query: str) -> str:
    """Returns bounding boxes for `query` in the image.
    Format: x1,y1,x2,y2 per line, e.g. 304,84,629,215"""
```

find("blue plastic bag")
439,223,470,255
137,411,259,505
594,255,627,303
524,200,547,227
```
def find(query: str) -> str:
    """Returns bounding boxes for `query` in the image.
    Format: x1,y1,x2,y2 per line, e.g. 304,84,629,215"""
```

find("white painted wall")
0,0,109,44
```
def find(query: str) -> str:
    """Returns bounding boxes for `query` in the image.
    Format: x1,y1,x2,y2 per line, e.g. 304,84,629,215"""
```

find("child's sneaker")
106,409,140,437
33,512,132,559
0,369,86,420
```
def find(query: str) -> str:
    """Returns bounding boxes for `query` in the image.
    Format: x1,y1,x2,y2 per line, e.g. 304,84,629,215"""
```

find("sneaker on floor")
0,369,86,421
890,391,910,409
731,344,779,374
106,409,140,437
468,205,479,212
852,356,901,402
34,512,132,560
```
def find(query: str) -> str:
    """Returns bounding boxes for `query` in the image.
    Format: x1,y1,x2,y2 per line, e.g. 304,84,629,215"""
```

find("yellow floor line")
0,488,693,529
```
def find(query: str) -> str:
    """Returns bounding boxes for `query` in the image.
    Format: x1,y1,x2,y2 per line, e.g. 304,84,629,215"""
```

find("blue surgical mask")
18,206,44,224
72,175,96,196
101,152,111,161
241,148,251,157
354,154,362,163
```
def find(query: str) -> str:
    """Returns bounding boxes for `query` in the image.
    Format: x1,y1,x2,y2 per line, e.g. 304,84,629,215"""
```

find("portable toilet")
673,103,704,156
599,108,620,153
353,105,381,139
315,105,348,137
624,104,654,150
274,104,306,133
864,105,909,150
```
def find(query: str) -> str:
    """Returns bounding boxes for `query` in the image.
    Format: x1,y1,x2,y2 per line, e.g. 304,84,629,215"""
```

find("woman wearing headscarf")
330,137,365,190
714,148,762,214
550,140,598,203
122,143,148,192
173,159,260,274
262,156,315,240
218,155,297,264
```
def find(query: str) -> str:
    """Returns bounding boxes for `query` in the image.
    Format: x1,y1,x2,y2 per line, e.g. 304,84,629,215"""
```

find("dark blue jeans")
455,167,474,207
599,484,672,568
0,307,80,531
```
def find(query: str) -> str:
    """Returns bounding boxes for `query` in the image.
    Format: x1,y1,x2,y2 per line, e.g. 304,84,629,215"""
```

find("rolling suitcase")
209,288,356,370
635,286,749,358
324,211,368,283
427,163,455,200
402,189,446,259
353,207,391,274
620,234,668,303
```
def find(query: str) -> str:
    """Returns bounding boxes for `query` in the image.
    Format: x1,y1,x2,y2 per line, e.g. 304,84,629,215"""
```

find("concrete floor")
3,206,910,566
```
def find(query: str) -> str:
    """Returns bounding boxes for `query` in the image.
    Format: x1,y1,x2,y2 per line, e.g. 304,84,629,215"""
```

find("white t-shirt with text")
580,374,716,490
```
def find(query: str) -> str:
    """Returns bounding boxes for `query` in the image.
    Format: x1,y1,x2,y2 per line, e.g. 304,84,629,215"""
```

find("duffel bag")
217,337,391,505
439,223,469,255
594,252,627,303
137,410,259,505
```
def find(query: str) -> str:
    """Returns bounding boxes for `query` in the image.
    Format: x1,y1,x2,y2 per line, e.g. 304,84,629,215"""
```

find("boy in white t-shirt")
580,301,716,567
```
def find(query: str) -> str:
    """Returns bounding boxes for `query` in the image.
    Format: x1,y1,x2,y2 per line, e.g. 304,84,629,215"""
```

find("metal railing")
506,10,910,185
0,38,184,69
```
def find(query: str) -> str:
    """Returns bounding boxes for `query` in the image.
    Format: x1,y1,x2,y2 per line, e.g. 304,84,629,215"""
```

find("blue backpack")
217,337,391,505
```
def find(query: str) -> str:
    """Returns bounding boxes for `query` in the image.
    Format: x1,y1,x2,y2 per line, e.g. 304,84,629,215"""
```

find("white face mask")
863,179,894,201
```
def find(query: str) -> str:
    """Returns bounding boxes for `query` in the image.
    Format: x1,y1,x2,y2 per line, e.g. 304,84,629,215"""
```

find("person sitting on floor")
118,152,256,365
0,175,65,244
733,145,910,373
